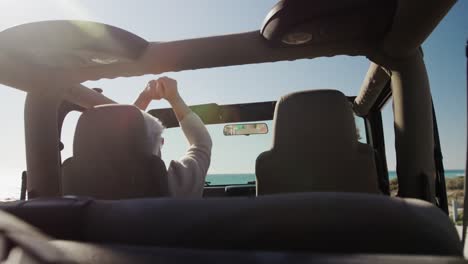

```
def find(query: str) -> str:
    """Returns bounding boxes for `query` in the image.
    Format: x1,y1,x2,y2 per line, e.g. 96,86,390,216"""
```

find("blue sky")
0,1,466,197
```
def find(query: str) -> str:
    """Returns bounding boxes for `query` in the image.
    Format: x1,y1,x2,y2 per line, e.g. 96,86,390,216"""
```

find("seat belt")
462,39,468,246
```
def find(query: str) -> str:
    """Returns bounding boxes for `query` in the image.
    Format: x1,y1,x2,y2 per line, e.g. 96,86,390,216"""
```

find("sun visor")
261,0,396,48
0,20,148,69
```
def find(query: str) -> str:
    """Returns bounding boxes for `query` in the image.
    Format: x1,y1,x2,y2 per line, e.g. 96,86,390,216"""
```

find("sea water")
206,170,466,186
387,169,465,179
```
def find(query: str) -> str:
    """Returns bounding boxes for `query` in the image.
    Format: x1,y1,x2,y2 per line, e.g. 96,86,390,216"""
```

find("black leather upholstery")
61,105,169,199
0,207,463,263
0,193,462,256
256,90,380,195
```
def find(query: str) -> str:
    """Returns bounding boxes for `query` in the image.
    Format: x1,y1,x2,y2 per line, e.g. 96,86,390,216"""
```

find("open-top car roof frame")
0,0,457,201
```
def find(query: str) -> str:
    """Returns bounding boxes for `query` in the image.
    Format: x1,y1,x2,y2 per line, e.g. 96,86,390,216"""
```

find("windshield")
160,116,367,186
163,122,273,186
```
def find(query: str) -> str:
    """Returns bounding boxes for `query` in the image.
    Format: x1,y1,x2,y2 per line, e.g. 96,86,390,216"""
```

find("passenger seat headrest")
74,104,153,161
256,89,380,194
272,89,357,152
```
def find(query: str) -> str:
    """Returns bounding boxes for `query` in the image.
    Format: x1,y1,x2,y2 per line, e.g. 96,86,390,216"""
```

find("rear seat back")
62,105,168,199
0,193,462,256
256,90,380,194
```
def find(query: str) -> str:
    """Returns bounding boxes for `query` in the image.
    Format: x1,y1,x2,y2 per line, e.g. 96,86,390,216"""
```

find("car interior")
0,0,465,263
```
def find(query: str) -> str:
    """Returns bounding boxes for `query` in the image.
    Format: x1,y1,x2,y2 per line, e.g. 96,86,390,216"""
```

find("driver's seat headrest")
74,104,153,161
62,104,168,199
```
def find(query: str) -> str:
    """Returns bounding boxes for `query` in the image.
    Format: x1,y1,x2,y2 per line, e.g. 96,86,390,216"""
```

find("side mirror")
223,123,269,136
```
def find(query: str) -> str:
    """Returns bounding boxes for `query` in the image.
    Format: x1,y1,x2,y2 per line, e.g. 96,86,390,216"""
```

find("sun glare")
0,0,95,32
54,0,94,21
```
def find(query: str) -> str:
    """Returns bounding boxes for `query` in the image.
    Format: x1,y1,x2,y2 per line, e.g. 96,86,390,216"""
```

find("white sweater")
166,112,212,197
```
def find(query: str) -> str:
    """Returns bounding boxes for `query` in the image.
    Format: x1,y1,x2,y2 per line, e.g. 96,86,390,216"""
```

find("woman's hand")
143,77,180,103
134,77,190,120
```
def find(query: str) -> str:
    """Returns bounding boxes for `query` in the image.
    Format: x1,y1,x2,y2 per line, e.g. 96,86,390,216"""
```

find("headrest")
74,104,153,161
272,90,357,152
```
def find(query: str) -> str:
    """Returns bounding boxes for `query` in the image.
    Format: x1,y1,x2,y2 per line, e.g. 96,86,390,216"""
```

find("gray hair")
141,111,165,156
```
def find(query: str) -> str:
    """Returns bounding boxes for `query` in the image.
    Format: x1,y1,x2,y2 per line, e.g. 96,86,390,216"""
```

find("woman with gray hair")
134,77,212,197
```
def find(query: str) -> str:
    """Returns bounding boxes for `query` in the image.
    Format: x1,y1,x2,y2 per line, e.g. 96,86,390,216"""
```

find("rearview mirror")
223,123,268,136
